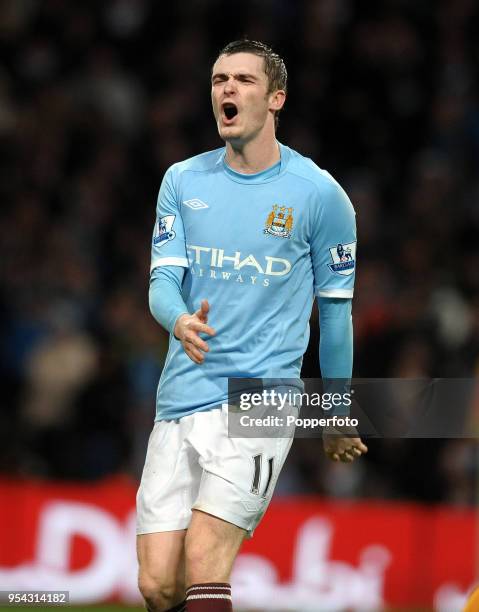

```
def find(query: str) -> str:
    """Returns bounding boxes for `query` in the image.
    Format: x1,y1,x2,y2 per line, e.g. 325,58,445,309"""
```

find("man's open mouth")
222,102,238,120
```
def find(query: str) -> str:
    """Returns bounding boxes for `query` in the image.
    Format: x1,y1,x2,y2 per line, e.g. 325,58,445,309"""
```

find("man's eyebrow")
211,71,259,81
236,72,258,80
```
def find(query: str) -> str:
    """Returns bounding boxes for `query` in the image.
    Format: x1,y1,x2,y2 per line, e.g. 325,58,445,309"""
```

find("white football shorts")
136,405,294,536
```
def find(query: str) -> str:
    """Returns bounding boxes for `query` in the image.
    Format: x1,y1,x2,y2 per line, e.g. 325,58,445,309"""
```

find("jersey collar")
220,142,290,184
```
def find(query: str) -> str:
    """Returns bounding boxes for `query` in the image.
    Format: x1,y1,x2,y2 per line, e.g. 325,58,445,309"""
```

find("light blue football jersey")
151,143,356,420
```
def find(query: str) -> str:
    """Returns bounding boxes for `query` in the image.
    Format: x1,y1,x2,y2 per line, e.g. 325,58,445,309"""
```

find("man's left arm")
318,296,367,462
310,177,367,462
319,296,352,382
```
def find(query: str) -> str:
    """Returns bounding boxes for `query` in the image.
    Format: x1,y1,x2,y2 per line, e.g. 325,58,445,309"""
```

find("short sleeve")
310,179,356,299
150,166,189,273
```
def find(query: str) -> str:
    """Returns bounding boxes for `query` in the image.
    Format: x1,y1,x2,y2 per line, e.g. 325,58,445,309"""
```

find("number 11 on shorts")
251,454,274,498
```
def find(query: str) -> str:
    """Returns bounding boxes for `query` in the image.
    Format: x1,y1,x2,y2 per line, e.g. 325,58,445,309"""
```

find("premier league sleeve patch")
327,241,356,275
153,215,176,247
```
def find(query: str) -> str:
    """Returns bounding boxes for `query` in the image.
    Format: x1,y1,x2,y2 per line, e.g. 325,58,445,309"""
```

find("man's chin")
218,125,243,143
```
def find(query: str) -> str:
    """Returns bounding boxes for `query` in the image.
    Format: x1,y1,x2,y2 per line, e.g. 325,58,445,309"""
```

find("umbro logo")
241,500,264,512
183,198,209,210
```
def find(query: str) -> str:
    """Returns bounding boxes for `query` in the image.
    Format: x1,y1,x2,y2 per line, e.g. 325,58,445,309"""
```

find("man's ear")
269,89,286,113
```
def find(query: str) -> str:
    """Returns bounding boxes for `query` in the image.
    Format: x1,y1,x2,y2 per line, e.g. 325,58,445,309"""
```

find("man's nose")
223,77,237,94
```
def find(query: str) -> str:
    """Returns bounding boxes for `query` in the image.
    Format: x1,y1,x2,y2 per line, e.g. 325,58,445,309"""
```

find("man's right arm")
149,265,189,334
149,266,215,364
150,167,215,363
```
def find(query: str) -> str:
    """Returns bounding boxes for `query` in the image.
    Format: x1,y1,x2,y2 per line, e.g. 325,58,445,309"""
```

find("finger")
194,310,206,323
188,321,216,336
340,452,354,463
324,443,345,456
353,440,368,454
185,343,204,364
193,303,207,320
327,452,340,462
329,444,349,456
350,447,363,458
196,299,209,322
185,333,209,353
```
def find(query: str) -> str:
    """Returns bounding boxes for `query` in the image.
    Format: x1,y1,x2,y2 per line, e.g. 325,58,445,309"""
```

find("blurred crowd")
1,0,478,505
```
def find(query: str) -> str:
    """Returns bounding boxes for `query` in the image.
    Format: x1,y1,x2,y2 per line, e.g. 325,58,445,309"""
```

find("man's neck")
225,136,280,175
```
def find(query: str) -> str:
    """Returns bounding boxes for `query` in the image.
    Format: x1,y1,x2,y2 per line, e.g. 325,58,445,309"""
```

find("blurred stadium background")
0,0,478,610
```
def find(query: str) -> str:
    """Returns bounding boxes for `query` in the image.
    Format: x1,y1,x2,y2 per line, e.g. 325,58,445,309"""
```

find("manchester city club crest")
264,205,294,238
328,241,356,275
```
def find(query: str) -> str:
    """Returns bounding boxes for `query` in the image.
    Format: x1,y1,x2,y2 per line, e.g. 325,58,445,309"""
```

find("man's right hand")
173,299,216,364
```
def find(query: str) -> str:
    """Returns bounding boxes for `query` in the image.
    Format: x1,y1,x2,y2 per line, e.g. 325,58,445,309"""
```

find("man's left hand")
323,432,368,463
